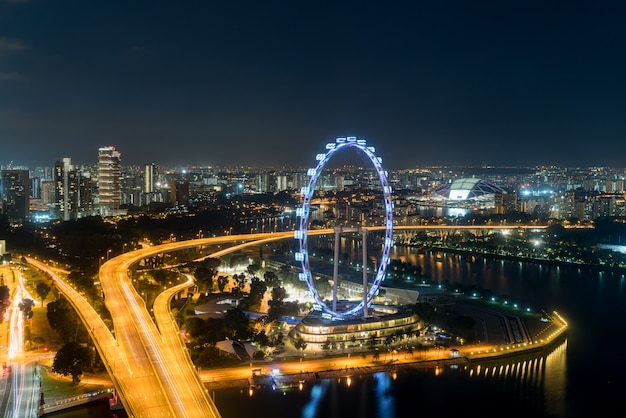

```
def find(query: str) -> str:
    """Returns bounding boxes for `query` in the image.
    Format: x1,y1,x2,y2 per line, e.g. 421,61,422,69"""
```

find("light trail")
2,267,40,418
24,225,548,417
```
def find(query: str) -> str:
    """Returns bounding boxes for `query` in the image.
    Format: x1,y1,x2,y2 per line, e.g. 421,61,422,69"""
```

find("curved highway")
26,225,546,417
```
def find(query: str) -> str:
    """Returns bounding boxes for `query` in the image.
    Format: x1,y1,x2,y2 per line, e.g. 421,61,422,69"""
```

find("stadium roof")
431,178,506,201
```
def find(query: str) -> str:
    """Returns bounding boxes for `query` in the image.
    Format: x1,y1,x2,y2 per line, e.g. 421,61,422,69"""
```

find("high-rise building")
143,163,162,205
54,158,73,221
53,158,94,220
144,163,155,194
275,174,288,192
494,191,520,214
169,179,189,208
40,180,56,205
78,169,94,217
97,146,122,216
1,169,30,222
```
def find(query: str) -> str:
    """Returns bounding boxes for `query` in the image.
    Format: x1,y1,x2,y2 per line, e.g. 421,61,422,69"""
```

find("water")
213,248,626,418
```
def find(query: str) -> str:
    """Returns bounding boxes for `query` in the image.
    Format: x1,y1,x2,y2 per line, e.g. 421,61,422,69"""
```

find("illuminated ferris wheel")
294,137,394,318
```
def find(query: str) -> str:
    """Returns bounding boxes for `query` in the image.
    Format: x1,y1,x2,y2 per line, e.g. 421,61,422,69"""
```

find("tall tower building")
77,169,94,217
275,174,288,192
144,163,155,194
169,179,190,208
97,146,122,216
54,158,93,220
1,169,30,222
143,162,160,205
54,158,73,221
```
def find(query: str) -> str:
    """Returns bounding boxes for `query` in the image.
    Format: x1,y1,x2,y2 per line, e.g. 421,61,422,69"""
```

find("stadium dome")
430,178,506,201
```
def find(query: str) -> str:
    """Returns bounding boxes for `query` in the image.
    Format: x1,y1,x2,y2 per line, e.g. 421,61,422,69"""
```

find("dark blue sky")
1,0,625,169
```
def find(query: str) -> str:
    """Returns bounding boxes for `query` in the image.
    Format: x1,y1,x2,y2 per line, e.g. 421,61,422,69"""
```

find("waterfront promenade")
39,302,566,395
199,304,568,390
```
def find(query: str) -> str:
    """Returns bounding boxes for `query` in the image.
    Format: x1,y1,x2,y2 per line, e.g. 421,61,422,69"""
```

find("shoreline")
204,310,568,390
398,244,626,276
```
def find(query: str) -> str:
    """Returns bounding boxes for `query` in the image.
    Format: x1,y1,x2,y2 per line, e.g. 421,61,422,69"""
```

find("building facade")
1,169,30,223
97,146,122,216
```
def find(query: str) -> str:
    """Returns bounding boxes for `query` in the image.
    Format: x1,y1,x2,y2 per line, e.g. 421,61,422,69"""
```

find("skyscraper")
144,163,155,195
1,169,30,223
169,179,189,208
54,157,73,221
97,146,121,216
143,162,161,205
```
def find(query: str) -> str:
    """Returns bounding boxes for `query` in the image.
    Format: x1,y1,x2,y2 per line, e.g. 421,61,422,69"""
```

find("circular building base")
288,305,424,350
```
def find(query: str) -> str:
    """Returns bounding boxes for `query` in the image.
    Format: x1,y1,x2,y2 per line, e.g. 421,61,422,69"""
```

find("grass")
22,267,63,353
40,367,106,400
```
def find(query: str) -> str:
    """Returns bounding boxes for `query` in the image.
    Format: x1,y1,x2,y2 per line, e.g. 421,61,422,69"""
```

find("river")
213,246,626,418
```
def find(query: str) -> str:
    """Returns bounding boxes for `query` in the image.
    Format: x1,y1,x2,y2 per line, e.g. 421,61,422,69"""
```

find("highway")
100,232,308,416
0,266,42,418
23,225,547,417
28,232,299,417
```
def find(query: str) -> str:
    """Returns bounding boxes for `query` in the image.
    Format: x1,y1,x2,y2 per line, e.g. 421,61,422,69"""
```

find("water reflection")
374,372,394,418
214,339,567,418
468,340,567,417
214,246,626,418
302,381,329,418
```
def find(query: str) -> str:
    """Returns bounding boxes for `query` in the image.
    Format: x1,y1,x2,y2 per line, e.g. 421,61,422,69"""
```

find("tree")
67,271,97,299
217,274,229,293
254,330,270,347
277,264,299,287
223,307,253,341
233,273,246,296
0,284,11,322
293,336,307,361
184,317,206,340
194,258,221,291
267,286,288,322
247,277,267,311
18,298,35,319
52,342,94,384
263,271,280,288
246,261,261,278
0,284,9,311
47,298,82,343
194,266,214,291
35,281,52,306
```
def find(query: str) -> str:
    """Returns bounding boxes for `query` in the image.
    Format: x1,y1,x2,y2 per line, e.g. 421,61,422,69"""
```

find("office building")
97,146,122,216
1,169,30,223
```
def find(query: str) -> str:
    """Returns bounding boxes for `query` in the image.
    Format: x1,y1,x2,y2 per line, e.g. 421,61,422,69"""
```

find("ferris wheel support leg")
362,229,368,318
333,228,340,312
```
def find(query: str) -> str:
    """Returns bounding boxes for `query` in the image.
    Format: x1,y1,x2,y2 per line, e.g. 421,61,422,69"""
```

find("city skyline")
1,1,625,169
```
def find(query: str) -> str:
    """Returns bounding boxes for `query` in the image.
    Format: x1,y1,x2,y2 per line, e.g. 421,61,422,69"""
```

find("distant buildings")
2,145,626,223
143,163,163,206
0,169,30,223
170,179,190,208
430,177,506,202
97,146,122,216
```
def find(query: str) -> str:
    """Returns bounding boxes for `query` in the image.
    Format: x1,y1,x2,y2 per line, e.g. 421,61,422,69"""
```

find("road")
22,225,549,417
27,233,298,417
0,266,42,418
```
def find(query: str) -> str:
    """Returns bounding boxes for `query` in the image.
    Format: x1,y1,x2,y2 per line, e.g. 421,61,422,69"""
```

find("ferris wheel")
294,137,394,318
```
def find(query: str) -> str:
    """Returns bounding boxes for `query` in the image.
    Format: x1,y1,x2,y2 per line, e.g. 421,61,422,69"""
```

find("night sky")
1,1,625,169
